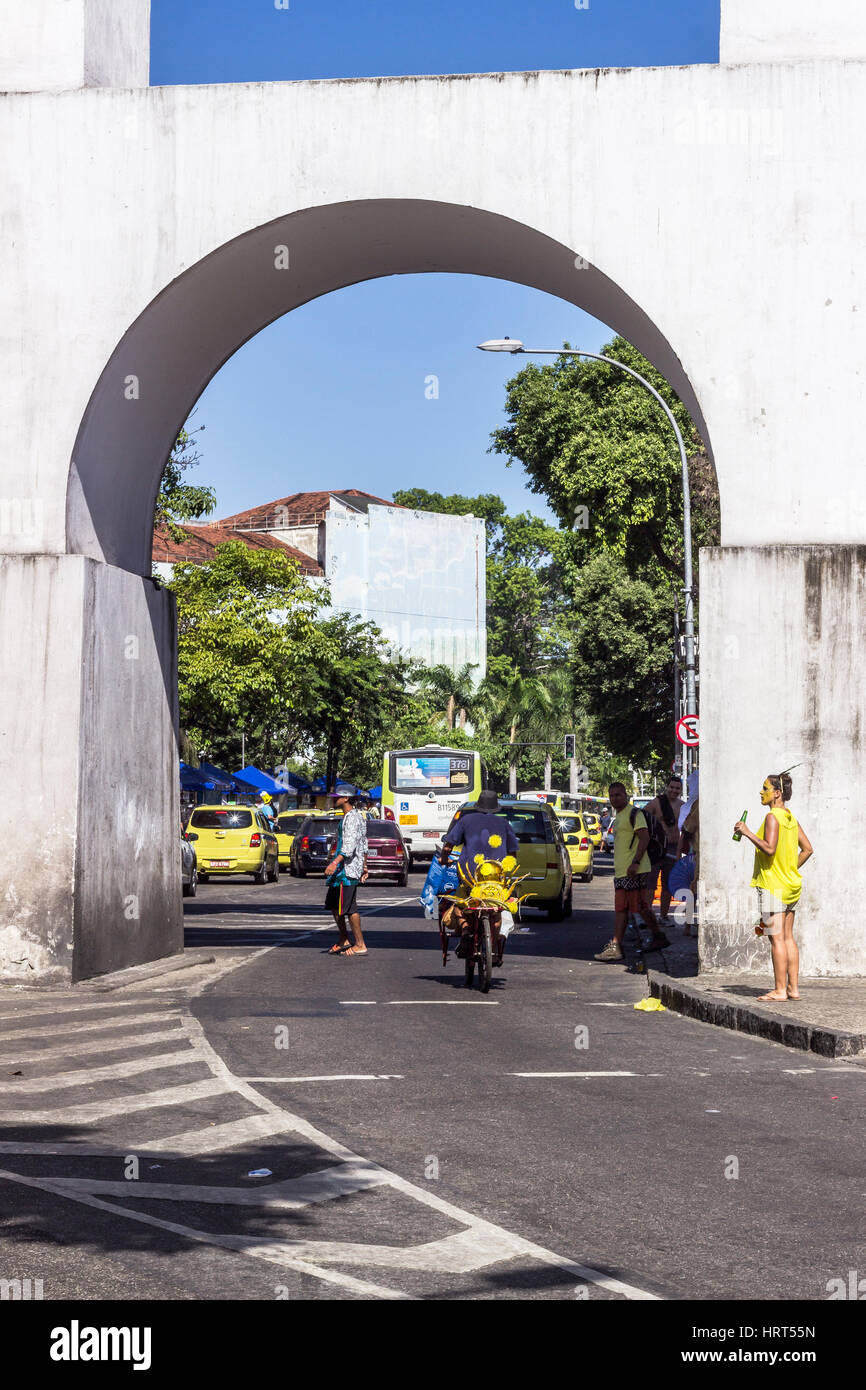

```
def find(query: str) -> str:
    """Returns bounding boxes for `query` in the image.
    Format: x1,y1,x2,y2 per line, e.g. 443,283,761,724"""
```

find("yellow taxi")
491,799,573,919
185,804,279,883
273,810,309,869
558,814,594,883
583,813,603,850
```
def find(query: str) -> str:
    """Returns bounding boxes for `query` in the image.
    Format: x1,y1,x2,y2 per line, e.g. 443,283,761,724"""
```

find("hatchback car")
557,815,594,882
458,799,572,919
583,813,603,849
289,815,343,876
365,819,410,885
274,810,309,869
185,804,279,883
180,831,197,897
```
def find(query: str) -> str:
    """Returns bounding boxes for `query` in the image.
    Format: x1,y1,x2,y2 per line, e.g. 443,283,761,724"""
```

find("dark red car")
365,819,410,886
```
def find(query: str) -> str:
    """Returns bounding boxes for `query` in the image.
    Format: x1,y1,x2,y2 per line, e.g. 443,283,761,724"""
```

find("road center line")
509,1071,640,1078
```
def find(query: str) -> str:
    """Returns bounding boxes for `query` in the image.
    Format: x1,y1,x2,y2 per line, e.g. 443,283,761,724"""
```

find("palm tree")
420,662,480,731
490,673,555,795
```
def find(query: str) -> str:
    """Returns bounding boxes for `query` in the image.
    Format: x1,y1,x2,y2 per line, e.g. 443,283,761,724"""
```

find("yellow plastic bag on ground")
634,997,667,1012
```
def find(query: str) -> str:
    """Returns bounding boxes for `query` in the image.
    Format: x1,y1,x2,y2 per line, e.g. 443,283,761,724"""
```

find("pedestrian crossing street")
0,983,657,1300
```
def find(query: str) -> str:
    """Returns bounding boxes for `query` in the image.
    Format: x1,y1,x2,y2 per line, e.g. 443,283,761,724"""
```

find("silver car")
181,833,197,897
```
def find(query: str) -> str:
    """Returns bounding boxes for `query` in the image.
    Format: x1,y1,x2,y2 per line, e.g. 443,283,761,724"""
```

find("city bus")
521,790,583,818
381,745,486,868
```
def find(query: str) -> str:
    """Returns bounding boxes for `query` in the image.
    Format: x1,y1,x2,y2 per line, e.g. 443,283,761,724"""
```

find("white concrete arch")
67,197,714,577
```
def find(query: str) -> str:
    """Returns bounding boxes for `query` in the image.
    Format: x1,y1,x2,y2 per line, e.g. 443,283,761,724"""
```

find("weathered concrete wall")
0,556,181,984
0,0,150,92
699,546,866,976
0,556,84,982
720,1,866,63
2,60,865,574
75,563,181,980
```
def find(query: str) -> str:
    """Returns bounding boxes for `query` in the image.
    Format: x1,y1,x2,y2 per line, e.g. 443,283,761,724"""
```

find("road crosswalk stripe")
3,1049,207,1094
0,999,150,1025
136,1113,298,1156
0,1011,173,1046
0,1026,186,1066
0,1167,413,1302
49,1159,387,1208
0,1077,231,1125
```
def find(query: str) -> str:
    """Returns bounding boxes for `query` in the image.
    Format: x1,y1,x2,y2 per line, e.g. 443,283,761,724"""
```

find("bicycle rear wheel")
478,916,493,993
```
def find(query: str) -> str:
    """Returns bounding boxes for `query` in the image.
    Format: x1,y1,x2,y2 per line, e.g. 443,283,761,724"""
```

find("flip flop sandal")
328,942,351,954
344,947,368,956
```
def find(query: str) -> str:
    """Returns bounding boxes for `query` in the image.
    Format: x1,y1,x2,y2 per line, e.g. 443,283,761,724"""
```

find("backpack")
629,805,667,868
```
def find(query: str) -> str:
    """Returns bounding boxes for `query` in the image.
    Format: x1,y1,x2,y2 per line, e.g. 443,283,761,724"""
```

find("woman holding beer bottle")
734,772,813,1002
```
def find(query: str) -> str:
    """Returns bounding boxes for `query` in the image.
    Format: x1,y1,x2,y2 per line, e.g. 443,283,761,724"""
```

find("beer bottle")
732,810,748,842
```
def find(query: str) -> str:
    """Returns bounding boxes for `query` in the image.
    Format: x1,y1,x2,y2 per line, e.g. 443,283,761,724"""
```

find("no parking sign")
676,715,700,748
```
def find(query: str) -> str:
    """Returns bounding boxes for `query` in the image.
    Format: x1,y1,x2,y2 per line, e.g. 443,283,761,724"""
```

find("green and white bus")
381,745,486,868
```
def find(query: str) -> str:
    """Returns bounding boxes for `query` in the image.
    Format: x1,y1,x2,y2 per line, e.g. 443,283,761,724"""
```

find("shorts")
326,881,359,915
614,872,653,913
756,887,799,931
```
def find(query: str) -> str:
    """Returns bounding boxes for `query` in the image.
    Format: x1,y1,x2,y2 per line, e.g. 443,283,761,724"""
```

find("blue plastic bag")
419,856,459,912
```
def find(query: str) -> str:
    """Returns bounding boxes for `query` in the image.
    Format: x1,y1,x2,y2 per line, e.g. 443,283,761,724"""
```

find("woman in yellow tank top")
733,772,813,1002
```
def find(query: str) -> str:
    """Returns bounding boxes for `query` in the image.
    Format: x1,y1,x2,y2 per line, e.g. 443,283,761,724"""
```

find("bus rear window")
389,754,473,792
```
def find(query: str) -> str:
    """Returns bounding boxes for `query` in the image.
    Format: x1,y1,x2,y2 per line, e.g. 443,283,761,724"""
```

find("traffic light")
563,734,576,759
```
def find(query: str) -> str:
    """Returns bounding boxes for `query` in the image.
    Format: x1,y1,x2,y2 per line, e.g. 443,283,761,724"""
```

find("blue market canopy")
197,760,258,795
180,762,219,791
234,765,302,797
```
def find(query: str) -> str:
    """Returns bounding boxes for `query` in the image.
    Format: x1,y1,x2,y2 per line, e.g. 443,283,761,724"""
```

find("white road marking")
387,1000,499,1006
0,998,149,1025
2,1049,206,1094
138,1113,297,1156
0,1011,172,1045
509,1071,639,1078
236,1074,403,1082
0,1167,412,1302
0,1026,186,1066
0,1077,230,1125
50,1159,388,1209
339,1001,377,1005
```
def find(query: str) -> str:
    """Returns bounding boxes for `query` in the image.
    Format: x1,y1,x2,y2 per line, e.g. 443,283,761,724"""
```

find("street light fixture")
478,338,698,775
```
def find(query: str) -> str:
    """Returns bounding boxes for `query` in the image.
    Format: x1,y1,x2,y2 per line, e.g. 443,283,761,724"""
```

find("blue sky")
150,1,720,521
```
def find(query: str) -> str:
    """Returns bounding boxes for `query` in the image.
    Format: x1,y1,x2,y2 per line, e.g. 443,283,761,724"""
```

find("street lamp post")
478,339,698,777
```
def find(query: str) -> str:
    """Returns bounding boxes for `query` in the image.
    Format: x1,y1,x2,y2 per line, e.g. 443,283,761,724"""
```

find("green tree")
170,541,328,768
155,423,217,539
569,554,675,766
489,336,719,581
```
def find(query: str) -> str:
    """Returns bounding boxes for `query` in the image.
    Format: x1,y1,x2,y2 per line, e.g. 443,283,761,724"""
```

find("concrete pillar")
699,546,866,977
0,555,181,984
0,0,151,92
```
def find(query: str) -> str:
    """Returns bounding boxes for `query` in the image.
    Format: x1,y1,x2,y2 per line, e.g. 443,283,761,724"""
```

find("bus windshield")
382,746,486,862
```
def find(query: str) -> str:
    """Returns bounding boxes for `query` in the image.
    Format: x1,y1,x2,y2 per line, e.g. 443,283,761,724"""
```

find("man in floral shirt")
325,794,369,956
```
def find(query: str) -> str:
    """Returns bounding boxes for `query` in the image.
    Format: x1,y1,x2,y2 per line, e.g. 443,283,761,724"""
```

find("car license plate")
399,815,418,825
208,859,230,868
423,831,439,838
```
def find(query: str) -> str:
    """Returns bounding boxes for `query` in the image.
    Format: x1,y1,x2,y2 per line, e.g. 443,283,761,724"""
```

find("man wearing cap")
440,790,520,878
325,793,369,956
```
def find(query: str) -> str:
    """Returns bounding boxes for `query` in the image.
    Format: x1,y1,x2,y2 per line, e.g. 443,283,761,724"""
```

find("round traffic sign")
676,715,700,747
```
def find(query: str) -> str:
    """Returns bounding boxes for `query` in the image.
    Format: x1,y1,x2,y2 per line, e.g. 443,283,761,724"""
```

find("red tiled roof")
152,523,324,576
218,489,396,530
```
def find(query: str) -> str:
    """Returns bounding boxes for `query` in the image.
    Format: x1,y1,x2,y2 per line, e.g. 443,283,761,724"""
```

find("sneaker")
594,939,625,963
643,932,671,952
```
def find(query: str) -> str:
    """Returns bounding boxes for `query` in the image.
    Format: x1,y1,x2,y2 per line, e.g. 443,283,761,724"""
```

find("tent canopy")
234,765,301,797
198,760,258,794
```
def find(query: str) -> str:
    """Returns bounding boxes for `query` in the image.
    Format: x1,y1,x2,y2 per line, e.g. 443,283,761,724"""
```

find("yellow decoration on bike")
501,855,517,872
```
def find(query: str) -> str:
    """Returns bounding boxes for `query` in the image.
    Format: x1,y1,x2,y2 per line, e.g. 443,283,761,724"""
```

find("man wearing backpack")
644,775,684,927
594,782,670,963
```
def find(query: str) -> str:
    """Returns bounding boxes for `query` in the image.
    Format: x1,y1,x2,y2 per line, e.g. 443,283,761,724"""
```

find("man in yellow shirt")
595,782,670,963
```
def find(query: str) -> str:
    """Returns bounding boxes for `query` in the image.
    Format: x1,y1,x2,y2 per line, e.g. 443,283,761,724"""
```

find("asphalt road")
1,856,864,1304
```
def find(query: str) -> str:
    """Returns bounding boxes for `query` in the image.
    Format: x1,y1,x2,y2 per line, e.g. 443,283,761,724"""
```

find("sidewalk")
646,930,866,1059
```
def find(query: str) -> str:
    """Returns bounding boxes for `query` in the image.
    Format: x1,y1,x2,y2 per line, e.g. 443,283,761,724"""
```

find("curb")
0,950,217,995
647,972,866,1059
